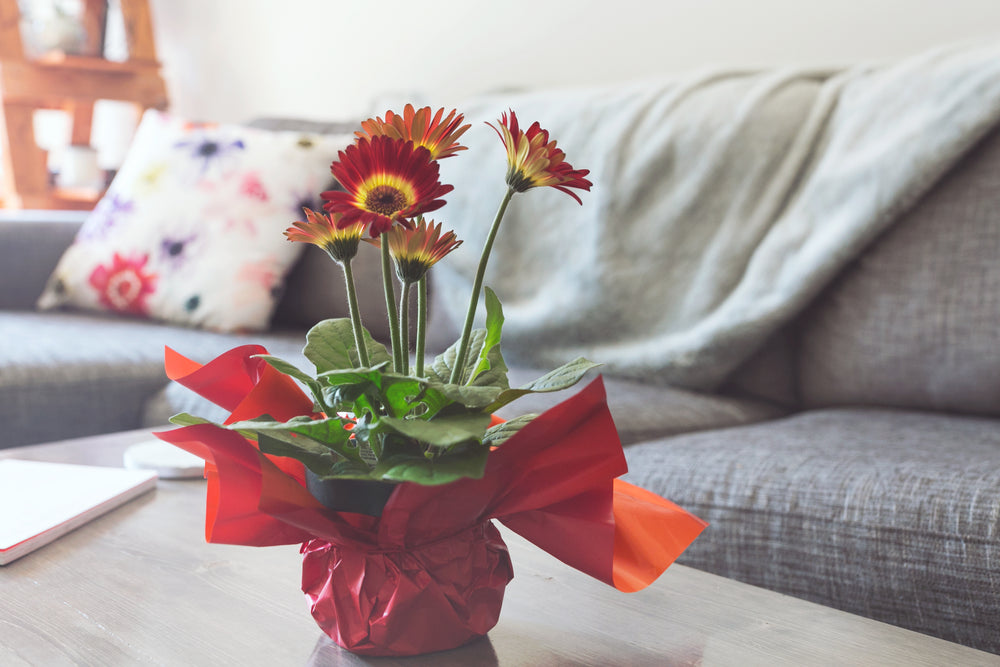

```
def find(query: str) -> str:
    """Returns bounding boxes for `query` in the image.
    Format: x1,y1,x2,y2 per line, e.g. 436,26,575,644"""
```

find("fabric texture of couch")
1,44,999,655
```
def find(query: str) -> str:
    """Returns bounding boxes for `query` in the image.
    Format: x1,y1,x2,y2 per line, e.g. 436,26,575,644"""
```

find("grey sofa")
2,104,999,657
623,123,1000,654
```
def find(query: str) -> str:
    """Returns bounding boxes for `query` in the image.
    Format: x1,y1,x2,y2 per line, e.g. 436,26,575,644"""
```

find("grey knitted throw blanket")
430,41,1000,390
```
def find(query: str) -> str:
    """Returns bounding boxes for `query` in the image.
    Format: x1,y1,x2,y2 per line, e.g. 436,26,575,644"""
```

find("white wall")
151,0,1000,123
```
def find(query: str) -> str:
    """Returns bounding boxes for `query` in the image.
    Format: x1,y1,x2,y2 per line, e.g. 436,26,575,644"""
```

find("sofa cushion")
36,110,351,333
624,408,1000,653
0,311,307,448
795,126,1000,416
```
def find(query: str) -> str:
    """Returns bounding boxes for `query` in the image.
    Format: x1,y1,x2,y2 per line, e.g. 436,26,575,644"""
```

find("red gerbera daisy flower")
321,136,453,236
88,253,157,315
285,208,366,262
356,105,470,160
488,110,592,204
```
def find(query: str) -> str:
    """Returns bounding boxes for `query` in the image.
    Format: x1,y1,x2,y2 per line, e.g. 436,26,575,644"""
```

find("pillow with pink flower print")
37,109,353,332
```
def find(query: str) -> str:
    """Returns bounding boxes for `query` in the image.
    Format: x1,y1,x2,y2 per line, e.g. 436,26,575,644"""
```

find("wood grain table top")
1,429,996,666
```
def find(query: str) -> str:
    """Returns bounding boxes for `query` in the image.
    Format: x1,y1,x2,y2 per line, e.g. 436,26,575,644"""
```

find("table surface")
1,429,997,667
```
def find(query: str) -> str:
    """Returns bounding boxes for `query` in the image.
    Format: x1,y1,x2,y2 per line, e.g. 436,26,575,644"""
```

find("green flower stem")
341,258,370,368
399,281,412,375
449,186,516,385
415,276,428,377
381,237,403,373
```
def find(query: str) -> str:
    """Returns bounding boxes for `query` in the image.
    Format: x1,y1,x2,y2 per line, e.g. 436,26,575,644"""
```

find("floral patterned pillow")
37,110,352,332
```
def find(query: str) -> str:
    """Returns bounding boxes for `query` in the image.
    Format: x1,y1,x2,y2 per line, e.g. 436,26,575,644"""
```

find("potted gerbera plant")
158,105,705,657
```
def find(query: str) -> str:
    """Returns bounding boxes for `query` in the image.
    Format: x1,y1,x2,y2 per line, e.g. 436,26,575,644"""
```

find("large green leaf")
168,412,259,439
305,318,391,373
373,446,490,485
468,287,508,387
428,327,510,391
483,413,537,447
315,367,432,419
317,365,390,388
484,357,601,412
378,412,492,449
168,412,212,428
257,432,366,477
229,415,363,464
425,381,502,410
427,329,484,384
316,367,383,414
411,385,455,420
382,375,433,419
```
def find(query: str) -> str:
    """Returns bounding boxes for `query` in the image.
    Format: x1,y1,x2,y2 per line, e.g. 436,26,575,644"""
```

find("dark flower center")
506,166,533,193
325,236,361,263
365,185,407,216
394,257,430,284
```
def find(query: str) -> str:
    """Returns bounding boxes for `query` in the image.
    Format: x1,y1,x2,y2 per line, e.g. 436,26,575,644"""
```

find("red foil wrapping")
301,523,512,655
156,345,707,656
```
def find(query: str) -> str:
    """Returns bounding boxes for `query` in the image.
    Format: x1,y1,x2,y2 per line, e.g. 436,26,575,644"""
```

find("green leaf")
168,413,259,440
471,342,508,388
230,415,364,465
428,326,510,390
305,318,391,373
257,432,353,477
316,365,389,387
410,385,455,420
382,376,432,418
428,329,485,384
229,415,348,442
425,381,503,410
468,287,507,386
378,412,492,449
169,412,212,427
316,367,432,419
254,354,324,402
373,446,490,485
483,413,537,447
484,357,601,412
314,459,379,480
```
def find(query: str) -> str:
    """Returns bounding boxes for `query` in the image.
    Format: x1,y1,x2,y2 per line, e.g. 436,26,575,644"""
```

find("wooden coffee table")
1,429,996,666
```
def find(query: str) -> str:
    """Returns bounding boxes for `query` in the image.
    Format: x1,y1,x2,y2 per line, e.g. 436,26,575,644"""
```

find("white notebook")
0,459,157,565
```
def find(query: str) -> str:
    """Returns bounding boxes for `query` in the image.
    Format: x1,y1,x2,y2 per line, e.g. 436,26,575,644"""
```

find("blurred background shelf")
0,0,167,210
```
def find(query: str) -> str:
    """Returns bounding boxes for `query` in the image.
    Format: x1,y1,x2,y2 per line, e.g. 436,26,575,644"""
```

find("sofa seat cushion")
624,408,1000,653
0,311,307,448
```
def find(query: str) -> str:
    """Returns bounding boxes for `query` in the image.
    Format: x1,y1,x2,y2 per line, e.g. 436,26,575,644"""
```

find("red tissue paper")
156,345,707,656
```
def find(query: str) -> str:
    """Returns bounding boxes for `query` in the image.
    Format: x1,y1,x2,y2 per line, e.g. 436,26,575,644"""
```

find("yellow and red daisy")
371,216,463,284
285,208,366,262
357,105,470,160
488,110,592,203
321,136,453,236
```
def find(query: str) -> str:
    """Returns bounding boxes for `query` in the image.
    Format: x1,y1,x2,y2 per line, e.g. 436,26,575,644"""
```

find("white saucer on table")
123,440,205,480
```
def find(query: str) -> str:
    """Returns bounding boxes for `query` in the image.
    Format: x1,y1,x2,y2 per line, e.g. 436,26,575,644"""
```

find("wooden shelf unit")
0,0,168,210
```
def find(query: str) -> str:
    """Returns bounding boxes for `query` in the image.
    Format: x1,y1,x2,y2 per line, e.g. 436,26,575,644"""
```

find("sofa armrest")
0,211,85,310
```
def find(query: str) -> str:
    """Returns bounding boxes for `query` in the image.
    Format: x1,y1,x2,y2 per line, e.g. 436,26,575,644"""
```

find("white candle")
57,144,103,190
